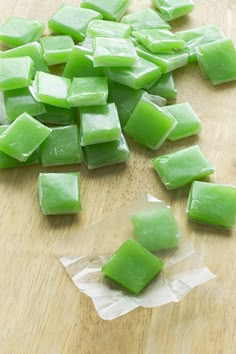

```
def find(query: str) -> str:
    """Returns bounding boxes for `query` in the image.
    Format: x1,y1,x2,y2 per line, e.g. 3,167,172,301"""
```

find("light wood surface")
0,1,236,353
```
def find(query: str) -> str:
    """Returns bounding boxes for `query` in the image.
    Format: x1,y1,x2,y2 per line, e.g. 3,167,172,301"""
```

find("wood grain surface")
0,0,236,353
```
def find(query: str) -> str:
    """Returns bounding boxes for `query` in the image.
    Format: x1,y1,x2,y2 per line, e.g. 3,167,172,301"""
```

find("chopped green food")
196,38,236,85
121,8,171,31
36,104,75,125
102,238,163,295
81,0,131,21
32,71,71,108
83,133,129,169
4,87,46,122
187,181,236,229
164,102,202,141
133,29,185,53
40,35,74,66
93,37,137,67
147,73,177,99
0,112,51,162
0,16,45,48
39,125,82,167
80,103,121,146
38,172,82,215
131,206,179,251
87,20,131,38
68,77,108,107
0,57,34,91
152,145,215,190
0,42,49,73
106,57,162,89
152,0,194,21
124,95,176,150
48,5,102,41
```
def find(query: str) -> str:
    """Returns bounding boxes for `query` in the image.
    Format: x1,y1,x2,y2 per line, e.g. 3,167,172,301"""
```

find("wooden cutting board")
0,0,235,353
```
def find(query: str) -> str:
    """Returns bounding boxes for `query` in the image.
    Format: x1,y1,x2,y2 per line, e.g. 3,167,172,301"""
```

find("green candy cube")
121,8,170,31
106,57,162,89
48,5,102,42
164,103,202,141
68,77,108,107
0,16,45,48
0,57,34,91
39,125,82,167
40,35,74,66
124,96,176,150
152,145,215,190
147,73,177,99
152,0,194,21
81,0,131,21
187,181,236,230
80,103,121,146
196,38,236,85
108,80,143,127
177,25,225,62
83,133,129,169
4,87,46,122
63,45,104,79
136,45,188,73
102,238,163,295
0,125,39,169
36,104,75,125
131,206,179,251
87,20,131,38
143,92,167,107
93,37,137,67
133,29,185,53
0,42,49,73
38,172,81,215
32,71,71,109
0,112,51,162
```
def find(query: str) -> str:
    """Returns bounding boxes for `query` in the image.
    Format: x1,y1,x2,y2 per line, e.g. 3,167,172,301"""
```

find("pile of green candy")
0,0,235,235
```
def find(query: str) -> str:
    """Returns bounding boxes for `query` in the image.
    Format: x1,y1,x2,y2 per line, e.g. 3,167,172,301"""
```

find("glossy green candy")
147,73,177,99
33,71,71,108
87,20,131,38
131,206,179,251
68,77,108,107
0,92,8,124
39,125,82,167
106,57,162,89
36,104,75,125
0,125,39,169
40,36,74,66
93,37,137,67
83,133,129,169
196,38,236,85
0,16,45,48
81,0,131,21
152,145,215,190
164,103,201,141
0,42,49,73
177,25,225,62
102,238,163,295
152,0,194,21
124,96,176,150
4,88,46,122
143,92,167,107
187,181,236,230
133,29,185,53
121,8,170,31
38,172,81,215
0,57,34,91
48,5,102,41
0,112,51,162
63,45,104,78
108,80,143,127
80,103,121,146
136,45,188,73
